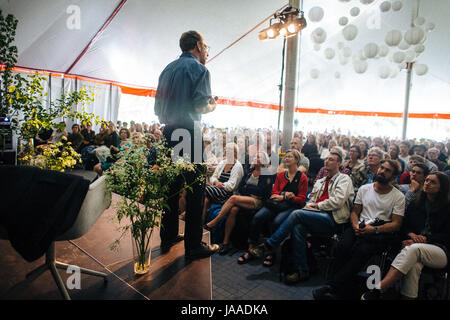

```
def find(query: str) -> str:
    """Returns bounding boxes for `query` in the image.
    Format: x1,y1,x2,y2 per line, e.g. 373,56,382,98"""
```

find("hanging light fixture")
258,6,307,41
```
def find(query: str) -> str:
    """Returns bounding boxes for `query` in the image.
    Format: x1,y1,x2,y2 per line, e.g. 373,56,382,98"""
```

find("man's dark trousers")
160,124,205,252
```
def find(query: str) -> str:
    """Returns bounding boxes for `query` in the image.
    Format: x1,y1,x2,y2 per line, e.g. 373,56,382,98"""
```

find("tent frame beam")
65,0,128,74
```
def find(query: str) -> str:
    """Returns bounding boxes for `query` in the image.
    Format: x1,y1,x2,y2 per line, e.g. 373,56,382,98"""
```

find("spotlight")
267,22,281,39
258,7,307,40
258,29,268,41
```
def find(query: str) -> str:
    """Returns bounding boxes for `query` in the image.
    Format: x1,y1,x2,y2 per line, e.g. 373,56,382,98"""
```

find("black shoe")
218,243,233,255
312,285,338,300
160,234,185,254
185,242,219,260
361,289,382,300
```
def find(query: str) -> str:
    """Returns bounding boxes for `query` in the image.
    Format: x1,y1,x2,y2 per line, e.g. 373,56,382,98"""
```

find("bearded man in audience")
313,159,405,300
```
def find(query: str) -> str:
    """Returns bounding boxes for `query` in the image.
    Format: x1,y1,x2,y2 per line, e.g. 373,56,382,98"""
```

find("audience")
361,172,450,300
202,142,244,224
29,118,450,299
204,151,274,255
237,149,308,266
250,151,354,284
313,160,405,300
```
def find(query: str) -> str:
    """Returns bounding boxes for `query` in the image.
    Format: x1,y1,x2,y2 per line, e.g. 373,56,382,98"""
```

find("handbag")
264,198,292,213
264,171,303,213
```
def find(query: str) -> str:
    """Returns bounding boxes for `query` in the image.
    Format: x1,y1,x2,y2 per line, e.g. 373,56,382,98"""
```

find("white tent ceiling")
1,0,449,117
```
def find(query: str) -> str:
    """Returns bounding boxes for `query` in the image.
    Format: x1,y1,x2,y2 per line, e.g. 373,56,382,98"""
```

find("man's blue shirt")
154,52,212,129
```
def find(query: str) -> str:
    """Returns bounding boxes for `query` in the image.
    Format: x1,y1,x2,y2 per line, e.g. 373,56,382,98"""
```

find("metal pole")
402,62,413,140
401,0,420,139
281,0,300,152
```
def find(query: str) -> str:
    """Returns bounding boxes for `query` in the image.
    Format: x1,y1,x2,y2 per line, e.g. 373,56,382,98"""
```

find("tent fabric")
1,0,449,125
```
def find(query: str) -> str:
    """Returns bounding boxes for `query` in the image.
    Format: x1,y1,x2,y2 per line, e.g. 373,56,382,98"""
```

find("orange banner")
4,65,450,120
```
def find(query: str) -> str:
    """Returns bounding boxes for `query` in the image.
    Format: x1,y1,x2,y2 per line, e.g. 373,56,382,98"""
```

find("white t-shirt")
399,155,410,169
355,183,405,224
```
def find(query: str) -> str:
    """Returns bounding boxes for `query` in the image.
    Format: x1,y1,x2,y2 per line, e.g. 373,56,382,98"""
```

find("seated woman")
237,149,308,266
204,151,274,255
201,142,244,224
342,144,366,193
93,127,131,176
361,171,450,300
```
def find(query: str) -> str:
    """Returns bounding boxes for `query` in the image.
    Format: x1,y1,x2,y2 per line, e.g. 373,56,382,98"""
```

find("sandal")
237,251,255,264
263,253,276,267
219,243,232,255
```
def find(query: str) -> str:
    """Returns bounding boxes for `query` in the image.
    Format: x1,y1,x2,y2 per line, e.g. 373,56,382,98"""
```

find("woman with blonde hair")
238,149,308,265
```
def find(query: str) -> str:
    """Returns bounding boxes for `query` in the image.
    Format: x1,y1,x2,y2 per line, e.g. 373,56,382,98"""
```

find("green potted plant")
106,137,205,274
0,10,102,170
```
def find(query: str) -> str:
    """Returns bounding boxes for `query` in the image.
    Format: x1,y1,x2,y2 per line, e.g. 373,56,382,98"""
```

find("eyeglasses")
368,154,380,158
203,44,210,54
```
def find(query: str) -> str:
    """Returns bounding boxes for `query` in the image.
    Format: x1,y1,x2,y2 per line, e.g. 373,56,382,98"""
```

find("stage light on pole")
258,7,307,41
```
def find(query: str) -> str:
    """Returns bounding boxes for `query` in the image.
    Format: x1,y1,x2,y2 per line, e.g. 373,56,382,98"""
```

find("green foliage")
0,10,102,171
105,138,206,270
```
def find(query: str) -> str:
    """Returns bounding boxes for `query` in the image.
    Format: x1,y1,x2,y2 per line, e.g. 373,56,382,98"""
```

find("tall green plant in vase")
106,138,206,275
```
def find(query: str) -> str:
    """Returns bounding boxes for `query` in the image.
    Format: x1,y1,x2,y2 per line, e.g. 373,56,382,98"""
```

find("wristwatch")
374,226,379,234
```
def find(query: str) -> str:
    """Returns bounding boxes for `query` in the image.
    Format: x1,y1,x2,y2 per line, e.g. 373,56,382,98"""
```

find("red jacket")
271,171,308,208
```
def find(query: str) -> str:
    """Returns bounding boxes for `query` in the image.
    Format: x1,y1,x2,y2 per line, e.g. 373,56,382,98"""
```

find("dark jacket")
401,199,450,261
238,167,274,201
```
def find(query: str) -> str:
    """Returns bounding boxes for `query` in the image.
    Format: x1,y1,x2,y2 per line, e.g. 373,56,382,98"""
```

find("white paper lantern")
339,0,351,2
380,1,391,12
378,45,389,57
414,17,426,26
385,30,402,47
415,64,428,76
342,47,352,58
359,49,367,61
337,42,345,50
425,22,435,32
398,40,410,50
393,51,406,63
342,24,358,41
378,65,391,79
309,7,324,22
310,69,320,79
404,27,425,45
324,48,336,59
360,0,375,4
414,44,425,54
339,55,349,65
364,43,379,58
390,68,399,78
335,72,341,79
392,1,403,11
353,60,368,74
350,7,360,17
314,43,321,51
404,50,416,63
311,27,327,44
339,17,349,26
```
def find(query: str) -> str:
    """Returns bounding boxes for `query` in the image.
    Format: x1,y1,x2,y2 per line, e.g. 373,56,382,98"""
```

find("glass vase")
131,226,153,275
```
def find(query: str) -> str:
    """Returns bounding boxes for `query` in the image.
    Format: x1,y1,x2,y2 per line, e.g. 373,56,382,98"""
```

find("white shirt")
355,183,405,224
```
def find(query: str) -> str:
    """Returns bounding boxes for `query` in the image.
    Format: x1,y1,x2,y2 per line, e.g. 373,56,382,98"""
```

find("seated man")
251,151,354,283
313,159,405,300
398,163,429,208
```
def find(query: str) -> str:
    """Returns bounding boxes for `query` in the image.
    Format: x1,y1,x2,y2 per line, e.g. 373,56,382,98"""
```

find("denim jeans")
266,209,336,271
248,206,294,245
